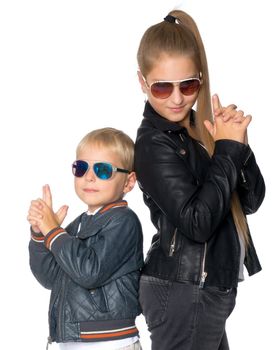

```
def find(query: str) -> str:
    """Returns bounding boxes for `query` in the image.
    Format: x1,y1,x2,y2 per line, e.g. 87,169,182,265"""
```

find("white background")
0,0,279,349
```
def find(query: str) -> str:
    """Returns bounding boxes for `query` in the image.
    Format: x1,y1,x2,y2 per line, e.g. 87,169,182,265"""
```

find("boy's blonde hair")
76,127,134,171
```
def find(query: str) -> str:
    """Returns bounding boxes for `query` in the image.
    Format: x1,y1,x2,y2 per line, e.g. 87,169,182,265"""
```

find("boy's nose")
85,168,96,182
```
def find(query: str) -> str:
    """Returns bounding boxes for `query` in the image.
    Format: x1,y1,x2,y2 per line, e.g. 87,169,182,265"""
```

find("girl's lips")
169,106,185,113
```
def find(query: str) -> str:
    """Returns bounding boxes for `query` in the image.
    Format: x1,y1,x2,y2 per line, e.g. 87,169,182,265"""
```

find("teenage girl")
134,10,265,350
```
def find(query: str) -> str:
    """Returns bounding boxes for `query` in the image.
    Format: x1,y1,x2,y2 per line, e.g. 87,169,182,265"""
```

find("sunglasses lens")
180,79,200,96
93,162,113,180
72,160,88,177
150,79,200,99
151,82,173,99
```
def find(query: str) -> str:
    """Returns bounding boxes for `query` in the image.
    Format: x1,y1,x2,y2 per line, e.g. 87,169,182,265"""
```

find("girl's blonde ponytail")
170,10,249,247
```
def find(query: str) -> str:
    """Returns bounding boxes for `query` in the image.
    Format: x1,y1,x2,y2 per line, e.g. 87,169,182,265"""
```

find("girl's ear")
137,71,148,94
123,172,137,194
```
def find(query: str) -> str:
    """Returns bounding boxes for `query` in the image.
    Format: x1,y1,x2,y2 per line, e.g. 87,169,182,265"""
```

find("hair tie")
164,15,178,24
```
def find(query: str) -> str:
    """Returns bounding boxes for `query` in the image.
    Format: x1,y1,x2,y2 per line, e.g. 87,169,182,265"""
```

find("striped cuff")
30,227,45,243
44,227,67,250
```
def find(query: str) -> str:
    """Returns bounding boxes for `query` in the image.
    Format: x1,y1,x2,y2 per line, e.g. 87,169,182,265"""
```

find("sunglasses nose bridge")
84,165,97,181
170,83,185,101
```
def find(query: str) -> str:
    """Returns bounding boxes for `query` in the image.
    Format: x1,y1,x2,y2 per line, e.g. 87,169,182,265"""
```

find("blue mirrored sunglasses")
72,160,130,180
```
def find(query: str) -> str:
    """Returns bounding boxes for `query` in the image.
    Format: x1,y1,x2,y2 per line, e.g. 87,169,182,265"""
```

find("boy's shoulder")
65,205,142,241
97,204,142,236
98,204,141,227
92,205,143,241
66,201,142,238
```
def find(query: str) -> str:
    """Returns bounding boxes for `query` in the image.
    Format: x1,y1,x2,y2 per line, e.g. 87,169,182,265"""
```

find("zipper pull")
199,272,208,289
169,229,177,257
243,149,252,166
46,336,52,349
169,242,175,256
240,169,246,184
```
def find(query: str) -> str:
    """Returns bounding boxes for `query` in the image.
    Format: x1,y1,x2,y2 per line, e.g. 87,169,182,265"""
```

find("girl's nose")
171,85,184,104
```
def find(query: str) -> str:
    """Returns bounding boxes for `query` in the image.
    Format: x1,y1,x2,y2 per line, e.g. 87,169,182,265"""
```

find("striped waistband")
79,319,138,342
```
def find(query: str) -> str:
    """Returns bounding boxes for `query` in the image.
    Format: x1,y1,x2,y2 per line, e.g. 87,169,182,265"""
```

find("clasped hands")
27,184,68,236
204,94,251,144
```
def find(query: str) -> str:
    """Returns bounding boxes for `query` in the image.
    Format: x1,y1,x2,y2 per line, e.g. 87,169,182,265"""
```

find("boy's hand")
27,185,68,236
28,199,42,233
28,198,59,235
42,184,68,226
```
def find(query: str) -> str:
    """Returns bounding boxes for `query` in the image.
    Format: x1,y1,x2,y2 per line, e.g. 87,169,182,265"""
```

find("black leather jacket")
135,102,265,288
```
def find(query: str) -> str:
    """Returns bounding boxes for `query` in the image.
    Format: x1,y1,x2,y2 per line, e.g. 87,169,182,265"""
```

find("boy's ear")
123,172,137,194
137,71,147,94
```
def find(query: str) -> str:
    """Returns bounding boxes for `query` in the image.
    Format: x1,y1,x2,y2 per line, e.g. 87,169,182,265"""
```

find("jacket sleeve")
42,213,142,290
135,130,250,243
236,145,265,214
29,229,60,290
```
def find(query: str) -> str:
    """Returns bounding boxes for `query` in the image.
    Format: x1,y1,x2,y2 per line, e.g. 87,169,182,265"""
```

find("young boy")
28,128,143,350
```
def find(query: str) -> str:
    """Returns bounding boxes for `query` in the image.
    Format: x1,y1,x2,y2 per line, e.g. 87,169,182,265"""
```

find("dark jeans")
139,275,237,350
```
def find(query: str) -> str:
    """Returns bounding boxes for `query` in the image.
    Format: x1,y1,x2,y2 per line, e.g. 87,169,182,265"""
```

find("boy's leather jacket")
29,201,143,343
135,102,265,289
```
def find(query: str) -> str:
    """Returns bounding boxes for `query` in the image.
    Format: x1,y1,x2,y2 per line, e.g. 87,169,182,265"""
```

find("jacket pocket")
89,287,109,313
139,275,171,330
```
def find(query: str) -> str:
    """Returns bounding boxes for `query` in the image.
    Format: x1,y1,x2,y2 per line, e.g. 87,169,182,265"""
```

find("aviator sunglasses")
143,76,201,99
72,160,130,180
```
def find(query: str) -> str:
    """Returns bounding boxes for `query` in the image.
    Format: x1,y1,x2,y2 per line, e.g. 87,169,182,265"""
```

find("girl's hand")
204,94,252,144
212,94,238,122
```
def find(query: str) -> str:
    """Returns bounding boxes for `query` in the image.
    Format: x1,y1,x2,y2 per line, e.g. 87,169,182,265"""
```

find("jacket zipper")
47,280,60,347
169,228,177,256
199,242,208,288
76,221,81,237
48,217,78,347
243,149,252,166
240,149,252,184
57,275,66,341
240,169,246,184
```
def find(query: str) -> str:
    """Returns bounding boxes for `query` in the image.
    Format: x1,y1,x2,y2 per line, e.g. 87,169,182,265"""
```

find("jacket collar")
77,200,128,238
97,200,128,215
143,101,195,133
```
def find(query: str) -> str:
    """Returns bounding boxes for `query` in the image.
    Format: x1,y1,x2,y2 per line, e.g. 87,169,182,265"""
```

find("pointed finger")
212,94,223,111
43,184,52,208
56,205,69,226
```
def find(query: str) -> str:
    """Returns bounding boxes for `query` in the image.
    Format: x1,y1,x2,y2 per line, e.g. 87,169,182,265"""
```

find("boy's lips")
83,188,99,193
